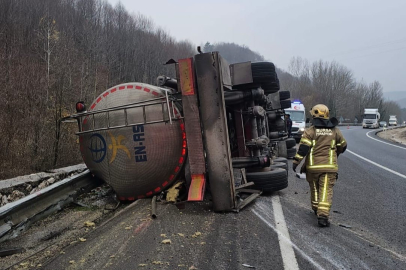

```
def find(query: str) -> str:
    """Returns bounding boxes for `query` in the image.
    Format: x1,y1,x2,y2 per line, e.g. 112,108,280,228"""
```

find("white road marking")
271,195,299,270
347,149,406,179
366,129,406,150
253,199,324,270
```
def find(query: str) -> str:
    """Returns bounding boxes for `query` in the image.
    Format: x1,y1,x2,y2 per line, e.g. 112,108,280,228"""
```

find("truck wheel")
269,118,285,132
287,147,296,159
267,111,277,121
273,157,288,165
269,131,280,139
246,168,288,192
277,141,287,158
280,100,291,109
271,162,288,171
279,91,290,101
285,138,296,148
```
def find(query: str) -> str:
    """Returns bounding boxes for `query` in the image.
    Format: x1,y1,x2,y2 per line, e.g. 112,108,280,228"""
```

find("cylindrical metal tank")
79,83,186,201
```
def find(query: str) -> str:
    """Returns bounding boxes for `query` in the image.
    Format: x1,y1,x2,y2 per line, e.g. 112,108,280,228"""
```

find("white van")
284,101,306,142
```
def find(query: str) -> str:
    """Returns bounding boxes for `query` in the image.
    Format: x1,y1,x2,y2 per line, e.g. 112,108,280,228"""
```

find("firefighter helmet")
310,104,329,119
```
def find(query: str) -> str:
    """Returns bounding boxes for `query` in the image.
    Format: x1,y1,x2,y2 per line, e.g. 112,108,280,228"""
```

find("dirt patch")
377,127,406,145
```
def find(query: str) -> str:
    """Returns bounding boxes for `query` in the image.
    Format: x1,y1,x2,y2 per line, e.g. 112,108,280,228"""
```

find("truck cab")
284,101,306,142
362,108,380,129
389,115,398,126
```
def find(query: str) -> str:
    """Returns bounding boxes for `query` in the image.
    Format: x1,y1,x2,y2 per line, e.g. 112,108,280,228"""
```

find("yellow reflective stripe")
337,140,346,146
309,140,316,165
322,174,328,202
313,181,318,202
307,164,338,169
300,138,312,146
294,153,304,160
318,202,331,207
330,140,335,164
318,206,330,210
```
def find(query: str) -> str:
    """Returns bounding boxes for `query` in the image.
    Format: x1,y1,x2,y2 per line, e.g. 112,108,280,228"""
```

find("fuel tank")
79,83,186,201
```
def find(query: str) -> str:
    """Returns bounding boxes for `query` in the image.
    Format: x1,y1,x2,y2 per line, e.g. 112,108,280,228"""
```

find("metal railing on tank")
61,90,182,135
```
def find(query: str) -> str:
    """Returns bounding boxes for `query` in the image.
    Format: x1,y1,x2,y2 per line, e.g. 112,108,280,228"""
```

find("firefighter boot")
318,216,330,227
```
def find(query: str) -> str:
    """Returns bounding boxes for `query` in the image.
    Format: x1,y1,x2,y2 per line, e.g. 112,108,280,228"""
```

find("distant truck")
362,108,380,129
284,100,306,142
389,115,398,126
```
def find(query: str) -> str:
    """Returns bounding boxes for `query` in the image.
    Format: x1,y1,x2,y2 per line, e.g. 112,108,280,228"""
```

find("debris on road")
242,263,256,268
339,224,352,228
166,181,183,202
161,239,172,244
192,232,202,238
84,221,95,227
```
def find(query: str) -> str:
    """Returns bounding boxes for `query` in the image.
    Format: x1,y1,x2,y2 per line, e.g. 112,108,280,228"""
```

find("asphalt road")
40,126,406,270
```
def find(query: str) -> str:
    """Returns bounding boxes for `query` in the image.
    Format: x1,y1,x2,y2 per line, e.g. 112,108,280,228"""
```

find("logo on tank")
89,133,107,163
107,131,131,163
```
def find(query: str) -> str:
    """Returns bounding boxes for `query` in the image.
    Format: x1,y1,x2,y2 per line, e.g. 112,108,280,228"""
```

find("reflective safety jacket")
293,126,347,173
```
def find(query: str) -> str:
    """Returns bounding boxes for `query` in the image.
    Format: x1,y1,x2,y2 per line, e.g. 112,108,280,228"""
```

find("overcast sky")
107,0,406,93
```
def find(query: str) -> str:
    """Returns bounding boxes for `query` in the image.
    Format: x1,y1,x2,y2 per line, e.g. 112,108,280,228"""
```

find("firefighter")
292,104,347,227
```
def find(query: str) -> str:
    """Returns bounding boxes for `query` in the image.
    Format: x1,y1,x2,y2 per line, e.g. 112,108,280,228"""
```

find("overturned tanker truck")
63,51,294,212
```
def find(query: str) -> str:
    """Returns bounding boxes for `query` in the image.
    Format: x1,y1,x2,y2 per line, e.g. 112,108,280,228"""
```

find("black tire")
251,62,276,72
269,118,285,132
263,88,280,94
269,131,279,139
279,91,290,101
267,111,277,121
280,100,291,109
277,141,287,158
287,147,296,159
273,157,288,165
271,162,288,171
285,138,296,148
246,168,288,192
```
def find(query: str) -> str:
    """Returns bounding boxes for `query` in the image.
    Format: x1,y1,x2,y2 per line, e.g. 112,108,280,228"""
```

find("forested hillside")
0,0,194,179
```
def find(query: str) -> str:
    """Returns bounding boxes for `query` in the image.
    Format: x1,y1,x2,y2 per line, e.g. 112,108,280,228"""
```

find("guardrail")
0,170,102,243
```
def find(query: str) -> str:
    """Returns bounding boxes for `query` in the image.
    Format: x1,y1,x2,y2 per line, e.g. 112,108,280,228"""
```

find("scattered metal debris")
339,224,352,229
0,247,25,257
242,263,255,268
151,196,157,219
235,182,254,190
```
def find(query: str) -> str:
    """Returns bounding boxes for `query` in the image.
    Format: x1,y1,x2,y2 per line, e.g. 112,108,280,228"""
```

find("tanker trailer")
74,83,186,201
63,51,289,212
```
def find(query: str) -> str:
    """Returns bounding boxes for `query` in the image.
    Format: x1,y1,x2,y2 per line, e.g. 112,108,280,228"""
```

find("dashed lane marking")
366,129,406,150
347,149,406,179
